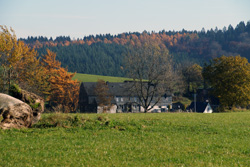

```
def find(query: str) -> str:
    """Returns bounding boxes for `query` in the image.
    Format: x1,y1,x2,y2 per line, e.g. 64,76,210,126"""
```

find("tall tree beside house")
203,55,250,111
125,43,175,113
94,79,113,113
41,49,80,112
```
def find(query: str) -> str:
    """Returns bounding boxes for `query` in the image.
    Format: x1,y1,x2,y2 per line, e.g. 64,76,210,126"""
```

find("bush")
9,84,22,98
32,113,84,128
32,113,143,131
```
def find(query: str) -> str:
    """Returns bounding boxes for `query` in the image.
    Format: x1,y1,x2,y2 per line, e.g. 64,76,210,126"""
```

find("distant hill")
20,21,250,77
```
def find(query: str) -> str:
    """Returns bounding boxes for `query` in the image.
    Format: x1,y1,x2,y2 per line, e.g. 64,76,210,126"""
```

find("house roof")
187,102,210,113
81,82,131,96
81,82,97,96
80,81,172,106
81,81,172,98
106,82,132,96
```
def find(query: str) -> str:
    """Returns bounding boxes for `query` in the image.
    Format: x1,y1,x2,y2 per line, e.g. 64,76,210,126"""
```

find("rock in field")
0,93,34,129
9,85,44,125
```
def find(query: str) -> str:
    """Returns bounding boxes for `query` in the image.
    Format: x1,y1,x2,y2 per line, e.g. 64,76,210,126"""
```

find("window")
134,97,137,102
121,98,123,102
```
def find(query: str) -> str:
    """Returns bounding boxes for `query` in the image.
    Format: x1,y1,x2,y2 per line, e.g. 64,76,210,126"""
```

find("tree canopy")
0,26,79,112
203,55,250,110
40,49,80,112
181,63,203,94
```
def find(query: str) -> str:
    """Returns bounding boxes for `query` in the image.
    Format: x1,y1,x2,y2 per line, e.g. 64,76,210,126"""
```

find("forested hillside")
37,43,127,76
20,21,250,77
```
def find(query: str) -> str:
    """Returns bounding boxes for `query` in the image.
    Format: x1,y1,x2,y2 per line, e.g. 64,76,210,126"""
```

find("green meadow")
0,112,250,166
72,73,131,82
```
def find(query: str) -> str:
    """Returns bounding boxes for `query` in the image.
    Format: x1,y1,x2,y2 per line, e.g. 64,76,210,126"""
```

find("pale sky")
0,0,250,39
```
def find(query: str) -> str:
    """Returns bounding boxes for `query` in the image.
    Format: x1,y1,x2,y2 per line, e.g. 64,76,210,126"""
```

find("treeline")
20,21,250,77
37,43,127,76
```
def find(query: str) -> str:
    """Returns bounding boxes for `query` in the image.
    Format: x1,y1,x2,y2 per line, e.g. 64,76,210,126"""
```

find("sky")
1,0,250,39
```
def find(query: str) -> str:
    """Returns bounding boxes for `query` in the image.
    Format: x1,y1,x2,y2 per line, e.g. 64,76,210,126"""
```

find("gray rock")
0,93,33,129
17,90,44,124
9,86,44,125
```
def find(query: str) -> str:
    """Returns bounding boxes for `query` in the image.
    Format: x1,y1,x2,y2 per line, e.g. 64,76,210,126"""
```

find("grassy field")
72,73,131,82
0,112,250,166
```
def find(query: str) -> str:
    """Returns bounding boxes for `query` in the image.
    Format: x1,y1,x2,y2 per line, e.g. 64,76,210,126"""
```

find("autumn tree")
41,49,80,112
125,44,175,113
10,41,52,96
0,26,24,93
203,55,250,110
0,26,79,112
0,25,49,95
94,79,113,113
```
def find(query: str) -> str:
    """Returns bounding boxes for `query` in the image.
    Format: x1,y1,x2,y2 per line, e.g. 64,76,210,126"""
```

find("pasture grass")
0,112,250,166
72,73,131,82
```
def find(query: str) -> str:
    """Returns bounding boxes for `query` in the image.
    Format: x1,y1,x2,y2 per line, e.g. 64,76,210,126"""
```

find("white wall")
204,104,213,113
97,105,117,113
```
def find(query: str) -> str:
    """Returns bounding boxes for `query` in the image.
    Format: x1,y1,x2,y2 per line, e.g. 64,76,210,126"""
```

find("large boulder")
9,85,44,124
0,93,33,129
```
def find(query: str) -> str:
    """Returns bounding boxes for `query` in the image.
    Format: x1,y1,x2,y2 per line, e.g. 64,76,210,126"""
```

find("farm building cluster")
78,82,215,113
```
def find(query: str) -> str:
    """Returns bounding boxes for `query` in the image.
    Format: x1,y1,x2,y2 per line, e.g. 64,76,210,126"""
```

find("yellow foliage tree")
0,25,23,93
0,25,49,95
15,46,51,96
203,55,250,110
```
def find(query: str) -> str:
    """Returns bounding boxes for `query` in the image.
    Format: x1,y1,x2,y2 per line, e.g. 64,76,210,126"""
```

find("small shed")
187,102,213,113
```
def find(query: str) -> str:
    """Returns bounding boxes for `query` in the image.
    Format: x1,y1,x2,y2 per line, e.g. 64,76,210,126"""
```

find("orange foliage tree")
41,49,80,112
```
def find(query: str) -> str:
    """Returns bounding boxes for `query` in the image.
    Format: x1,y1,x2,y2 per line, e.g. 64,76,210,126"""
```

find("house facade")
78,82,172,113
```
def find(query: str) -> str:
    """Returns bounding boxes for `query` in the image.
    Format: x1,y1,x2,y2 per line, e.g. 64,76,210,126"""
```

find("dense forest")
20,21,250,77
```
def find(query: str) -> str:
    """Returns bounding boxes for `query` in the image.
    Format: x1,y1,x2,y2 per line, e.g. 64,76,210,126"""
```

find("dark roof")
106,82,132,96
80,82,172,106
81,82,171,97
187,102,210,113
81,82,97,96
81,82,132,96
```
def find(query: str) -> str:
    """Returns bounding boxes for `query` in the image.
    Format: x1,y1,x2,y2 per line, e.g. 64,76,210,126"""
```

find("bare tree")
125,44,175,112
